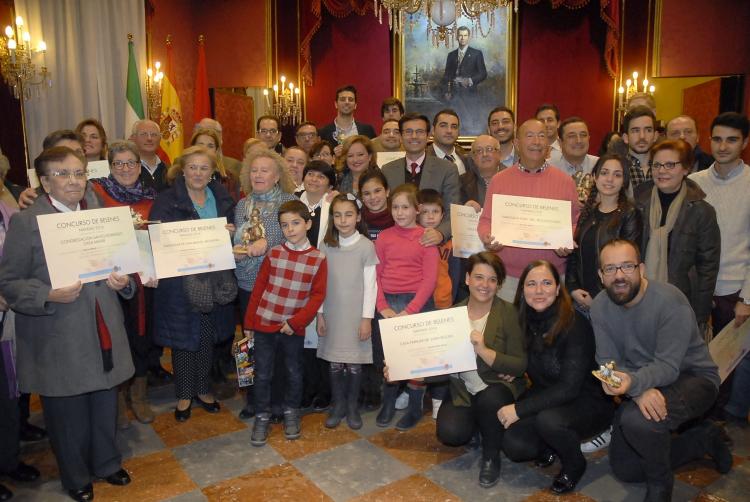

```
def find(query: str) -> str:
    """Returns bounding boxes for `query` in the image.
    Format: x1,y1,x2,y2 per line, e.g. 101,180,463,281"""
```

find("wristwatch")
740,297,750,306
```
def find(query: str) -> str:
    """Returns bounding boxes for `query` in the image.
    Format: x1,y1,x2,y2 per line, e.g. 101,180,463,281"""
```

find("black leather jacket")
566,203,643,297
634,179,721,323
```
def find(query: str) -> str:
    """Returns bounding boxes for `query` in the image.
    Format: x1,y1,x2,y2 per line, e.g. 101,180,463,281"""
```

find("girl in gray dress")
316,194,378,430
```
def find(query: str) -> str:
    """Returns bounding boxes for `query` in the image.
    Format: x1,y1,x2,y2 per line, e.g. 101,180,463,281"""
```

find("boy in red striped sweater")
244,200,327,446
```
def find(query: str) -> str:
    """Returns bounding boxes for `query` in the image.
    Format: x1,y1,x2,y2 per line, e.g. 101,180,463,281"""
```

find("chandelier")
0,15,52,99
263,75,302,126
374,0,516,47
145,59,164,122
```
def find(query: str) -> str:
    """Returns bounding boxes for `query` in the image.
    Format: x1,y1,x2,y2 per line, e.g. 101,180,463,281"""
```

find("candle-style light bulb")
37,40,46,52
642,79,648,88
8,38,16,50
289,82,294,90
147,68,153,78
263,89,268,96
4,26,13,38
649,85,655,93
156,72,163,81
280,75,286,83
632,71,638,80
294,87,300,94
272,84,278,92
618,86,624,94
155,61,161,70
626,79,632,87
22,31,30,42
15,16,23,27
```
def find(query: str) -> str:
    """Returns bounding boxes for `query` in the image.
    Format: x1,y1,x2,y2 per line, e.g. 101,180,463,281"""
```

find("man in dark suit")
426,109,469,175
440,26,487,100
666,115,714,172
381,113,460,244
318,85,376,156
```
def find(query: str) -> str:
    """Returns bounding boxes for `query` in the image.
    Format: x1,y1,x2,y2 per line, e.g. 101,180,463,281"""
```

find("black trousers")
503,393,614,479
437,382,515,460
121,292,151,377
302,348,330,403
41,387,121,490
0,350,19,472
609,373,718,490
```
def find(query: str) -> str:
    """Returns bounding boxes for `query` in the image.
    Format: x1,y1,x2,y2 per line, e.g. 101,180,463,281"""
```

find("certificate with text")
379,306,476,381
450,204,485,258
148,217,236,279
491,194,574,249
37,206,140,288
135,230,157,283
709,319,750,383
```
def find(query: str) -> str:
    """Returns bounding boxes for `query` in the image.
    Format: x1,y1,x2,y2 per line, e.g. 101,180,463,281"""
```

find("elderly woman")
150,146,237,422
233,149,297,419
634,139,721,329
89,140,158,427
190,127,240,200
0,147,135,501
500,260,614,494
75,118,108,162
336,135,378,196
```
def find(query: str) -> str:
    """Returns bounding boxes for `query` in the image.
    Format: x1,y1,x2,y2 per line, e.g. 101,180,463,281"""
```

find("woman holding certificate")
90,140,158,427
499,260,613,494
434,252,527,488
566,154,643,314
0,147,135,501
150,146,237,422
634,139,720,331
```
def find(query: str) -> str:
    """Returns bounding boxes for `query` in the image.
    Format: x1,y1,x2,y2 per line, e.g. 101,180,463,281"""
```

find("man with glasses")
591,239,731,502
294,122,319,154
381,112,459,245
131,120,168,193
460,134,501,211
256,115,284,154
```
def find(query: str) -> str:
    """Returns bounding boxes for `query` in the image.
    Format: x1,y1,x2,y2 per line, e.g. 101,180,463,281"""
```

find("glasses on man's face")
111,160,139,170
137,132,160,139
48,170,87,181
649,160,682,171
258,128,278,136
601,262,638,276
473,147,498,155
402,129,427,137
296,132,316,140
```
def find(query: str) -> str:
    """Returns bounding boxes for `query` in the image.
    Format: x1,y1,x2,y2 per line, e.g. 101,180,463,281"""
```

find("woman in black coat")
634,139,720,327
566,154,643,312
150,146,237,422
499,260,613,494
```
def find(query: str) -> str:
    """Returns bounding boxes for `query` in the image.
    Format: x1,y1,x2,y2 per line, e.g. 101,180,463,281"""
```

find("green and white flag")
125,38,145,136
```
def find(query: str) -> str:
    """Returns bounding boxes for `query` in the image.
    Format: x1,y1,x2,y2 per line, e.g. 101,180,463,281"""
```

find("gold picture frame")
392,6,518,141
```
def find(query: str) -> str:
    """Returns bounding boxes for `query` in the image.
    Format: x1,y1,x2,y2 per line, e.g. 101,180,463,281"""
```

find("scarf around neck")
93,175,156,204
645,181,687,282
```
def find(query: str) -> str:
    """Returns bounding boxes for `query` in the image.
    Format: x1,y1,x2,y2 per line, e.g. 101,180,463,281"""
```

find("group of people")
0,82,748,502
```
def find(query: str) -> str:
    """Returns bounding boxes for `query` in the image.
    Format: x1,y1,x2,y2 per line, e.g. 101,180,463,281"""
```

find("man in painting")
440,26,487,102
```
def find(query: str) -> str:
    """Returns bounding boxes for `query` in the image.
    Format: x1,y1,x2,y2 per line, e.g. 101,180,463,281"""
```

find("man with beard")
622,106,658,188
590,239,731,502
487,106,518,168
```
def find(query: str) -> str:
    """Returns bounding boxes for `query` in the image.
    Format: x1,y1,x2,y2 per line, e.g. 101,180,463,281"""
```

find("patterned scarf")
92,175,156,204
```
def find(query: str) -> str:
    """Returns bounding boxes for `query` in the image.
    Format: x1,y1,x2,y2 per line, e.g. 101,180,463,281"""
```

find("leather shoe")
478,457,501,488
67,483,94,501
19,422,47,442
534,450,556,468
104,468,131,486
6,461,40,482
551,472,581,494
0,483,12,501
174,402,192,422
195,396,220,413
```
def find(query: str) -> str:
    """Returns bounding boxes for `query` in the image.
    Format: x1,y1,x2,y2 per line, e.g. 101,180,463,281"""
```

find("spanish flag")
158,36,183,164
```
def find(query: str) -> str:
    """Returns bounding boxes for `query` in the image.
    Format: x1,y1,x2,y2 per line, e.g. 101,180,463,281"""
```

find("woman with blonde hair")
190,127,241,200
336,135,379,195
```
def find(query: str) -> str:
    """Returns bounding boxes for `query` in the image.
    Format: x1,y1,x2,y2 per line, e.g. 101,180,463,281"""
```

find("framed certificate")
36,206,141,288
379,306,476,381
148,217,236,279
491,194,574,250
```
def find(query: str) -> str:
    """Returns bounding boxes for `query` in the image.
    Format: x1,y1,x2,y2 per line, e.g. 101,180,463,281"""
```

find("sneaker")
580,426,612,453
395,391,409,410
283,409,301,440
432,399,443,420
251,414,271,447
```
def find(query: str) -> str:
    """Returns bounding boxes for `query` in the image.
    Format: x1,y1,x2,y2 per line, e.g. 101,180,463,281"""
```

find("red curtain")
300,0,620,85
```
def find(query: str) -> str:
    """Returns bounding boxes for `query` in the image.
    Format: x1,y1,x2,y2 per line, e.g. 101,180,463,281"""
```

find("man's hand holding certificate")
379,306,476,381
490,194,574,250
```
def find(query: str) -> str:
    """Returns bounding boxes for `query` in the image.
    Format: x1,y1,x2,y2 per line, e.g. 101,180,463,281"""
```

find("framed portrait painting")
393,6,517,137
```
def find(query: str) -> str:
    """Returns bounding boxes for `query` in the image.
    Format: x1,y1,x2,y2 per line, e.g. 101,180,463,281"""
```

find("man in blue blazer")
440,26,487,100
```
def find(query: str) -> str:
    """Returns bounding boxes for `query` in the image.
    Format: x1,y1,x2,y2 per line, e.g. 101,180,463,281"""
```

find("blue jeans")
725,353,750,419
253,330,304,414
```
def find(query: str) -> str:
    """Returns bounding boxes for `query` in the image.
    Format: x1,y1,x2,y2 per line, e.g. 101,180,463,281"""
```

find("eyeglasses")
48,170,87,181
601,262,638,276
296,132,316,140
649,161,682,171
473,147,498,155
111,160,139,170
137,132,160,139
258,128,278,136
402,129,427,137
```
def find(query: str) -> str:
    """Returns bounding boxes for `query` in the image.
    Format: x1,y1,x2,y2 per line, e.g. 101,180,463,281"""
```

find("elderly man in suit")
381,112,460,245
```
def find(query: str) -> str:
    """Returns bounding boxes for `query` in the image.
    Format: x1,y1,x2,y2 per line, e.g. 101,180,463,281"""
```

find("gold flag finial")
166,34,172,45
127,33,133,41
198,34,205,43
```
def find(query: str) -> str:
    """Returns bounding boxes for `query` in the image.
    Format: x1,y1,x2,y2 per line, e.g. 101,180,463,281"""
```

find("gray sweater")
590,280,719,397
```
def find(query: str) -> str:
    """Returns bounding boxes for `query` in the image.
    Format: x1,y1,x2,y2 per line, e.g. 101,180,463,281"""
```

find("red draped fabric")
301,0,620,85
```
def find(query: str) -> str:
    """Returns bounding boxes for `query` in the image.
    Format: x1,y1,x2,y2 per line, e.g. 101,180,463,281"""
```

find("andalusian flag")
125,37,145,135
158,37,183,164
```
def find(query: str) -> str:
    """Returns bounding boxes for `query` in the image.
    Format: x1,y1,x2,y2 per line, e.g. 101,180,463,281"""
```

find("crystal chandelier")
374,0,516,47
263,75,302,126
0,16,51,100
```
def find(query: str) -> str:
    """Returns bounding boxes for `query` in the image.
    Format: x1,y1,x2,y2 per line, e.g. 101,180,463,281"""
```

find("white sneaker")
395,391,409,410
432,399,442,420
580,426,612,452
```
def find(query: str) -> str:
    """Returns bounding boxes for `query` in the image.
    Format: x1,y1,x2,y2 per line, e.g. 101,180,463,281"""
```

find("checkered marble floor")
9,383,749,501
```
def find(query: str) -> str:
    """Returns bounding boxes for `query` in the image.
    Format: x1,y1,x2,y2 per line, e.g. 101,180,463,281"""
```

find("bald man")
477,120,579,301
131,120,169,192
460,135,502,211
666,115,714,172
